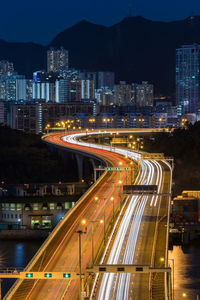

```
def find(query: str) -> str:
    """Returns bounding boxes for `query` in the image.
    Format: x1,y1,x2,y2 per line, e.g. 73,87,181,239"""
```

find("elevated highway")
4,129,172,300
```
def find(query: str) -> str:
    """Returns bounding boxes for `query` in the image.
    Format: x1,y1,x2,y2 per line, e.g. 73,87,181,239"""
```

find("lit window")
17,204,22,211
25,205,30,211
50,203,54,210
33,203,38,211
65,202,70,209
42,203,48,210
10,203,15,211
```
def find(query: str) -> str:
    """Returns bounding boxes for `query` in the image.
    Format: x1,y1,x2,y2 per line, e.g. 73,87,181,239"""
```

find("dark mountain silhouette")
1,16,200,95
0,40,46,77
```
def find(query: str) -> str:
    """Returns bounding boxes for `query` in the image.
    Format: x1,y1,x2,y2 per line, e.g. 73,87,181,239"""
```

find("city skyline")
0,0,200,44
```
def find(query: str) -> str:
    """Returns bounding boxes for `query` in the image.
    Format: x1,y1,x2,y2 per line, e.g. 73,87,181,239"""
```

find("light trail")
62,130,168,300
5,129,171,300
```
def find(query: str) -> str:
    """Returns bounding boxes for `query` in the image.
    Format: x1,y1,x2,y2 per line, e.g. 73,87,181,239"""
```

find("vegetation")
144,122,200,196
0,126,78,184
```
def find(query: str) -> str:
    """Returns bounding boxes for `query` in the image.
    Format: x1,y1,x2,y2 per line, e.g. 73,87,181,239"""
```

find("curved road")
5,129,172,300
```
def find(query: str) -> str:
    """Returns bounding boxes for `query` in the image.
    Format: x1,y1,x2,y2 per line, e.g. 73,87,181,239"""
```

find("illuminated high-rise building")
55,79,68,103
176,44,200,113
114,81,133,105
135,81,154,107
0,60,14,76
47,47,69,74
81,80,95,99
68,79,81,102
0,75,26,101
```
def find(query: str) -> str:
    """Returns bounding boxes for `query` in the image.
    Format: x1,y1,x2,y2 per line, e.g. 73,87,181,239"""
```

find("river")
1,240,200,299
169,239,200,300
0,240,43,298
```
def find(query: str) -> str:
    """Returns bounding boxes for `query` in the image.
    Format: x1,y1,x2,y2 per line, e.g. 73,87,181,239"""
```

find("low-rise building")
0,182,87,229
172,191,200,224
0,196,79,229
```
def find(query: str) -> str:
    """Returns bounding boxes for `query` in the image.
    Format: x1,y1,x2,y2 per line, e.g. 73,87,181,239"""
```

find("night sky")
1,0,200,45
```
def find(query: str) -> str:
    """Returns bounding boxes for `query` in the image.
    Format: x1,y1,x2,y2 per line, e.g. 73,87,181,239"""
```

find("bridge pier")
75,154,84,182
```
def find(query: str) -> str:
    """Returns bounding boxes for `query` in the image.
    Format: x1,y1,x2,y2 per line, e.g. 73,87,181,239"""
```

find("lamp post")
103,198,106,245
121,118,127,128
158,117,162,128
118,180,123,210
102,118,110,128
88,219,104,265
110,197,115,225
130,161,134,185
132,138,144,170
75,221,87,300
89,118,95,129
138,117,144,128
94,196,106,246
160,257,174,300
180,118,187,128
169,258,174,300
182,293,187,298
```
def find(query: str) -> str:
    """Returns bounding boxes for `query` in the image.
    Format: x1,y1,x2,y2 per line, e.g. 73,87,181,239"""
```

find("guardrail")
5,135,114,299
5,129,172,299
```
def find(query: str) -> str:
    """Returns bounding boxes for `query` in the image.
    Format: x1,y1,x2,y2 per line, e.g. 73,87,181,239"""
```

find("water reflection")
15,243,24,266
1,239,200,298
169,241,200,300
0,240,42,297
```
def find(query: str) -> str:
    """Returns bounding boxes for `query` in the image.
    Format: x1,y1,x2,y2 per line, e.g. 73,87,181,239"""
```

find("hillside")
1,16,200,95
0,126,78,183
144,122,200,195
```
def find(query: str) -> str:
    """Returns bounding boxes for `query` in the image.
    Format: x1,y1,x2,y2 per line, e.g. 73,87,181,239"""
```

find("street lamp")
89,118,96,129
182,293,187,298
181,118,187,128
102,118,110,128
138,118,144,128
93,196,106,246
160,257,174,300
121,118,127,128
85,219,104,265
75,220,87,300
160,257,165,263
130,161,134,184
110,197,115,224
158,117,165,128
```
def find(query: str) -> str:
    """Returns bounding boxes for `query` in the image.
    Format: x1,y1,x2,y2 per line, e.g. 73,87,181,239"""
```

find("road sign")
63,273,71,278
86,265,171,274
0,271,79,279
44,273,52,278
97,167,129,172
141,153,164,159
123,185,157,194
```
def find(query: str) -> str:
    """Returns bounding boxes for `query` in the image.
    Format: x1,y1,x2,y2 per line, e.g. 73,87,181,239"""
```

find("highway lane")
91,159,157,299
5,129,171,300
90,159,171,300
5,131,138,300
